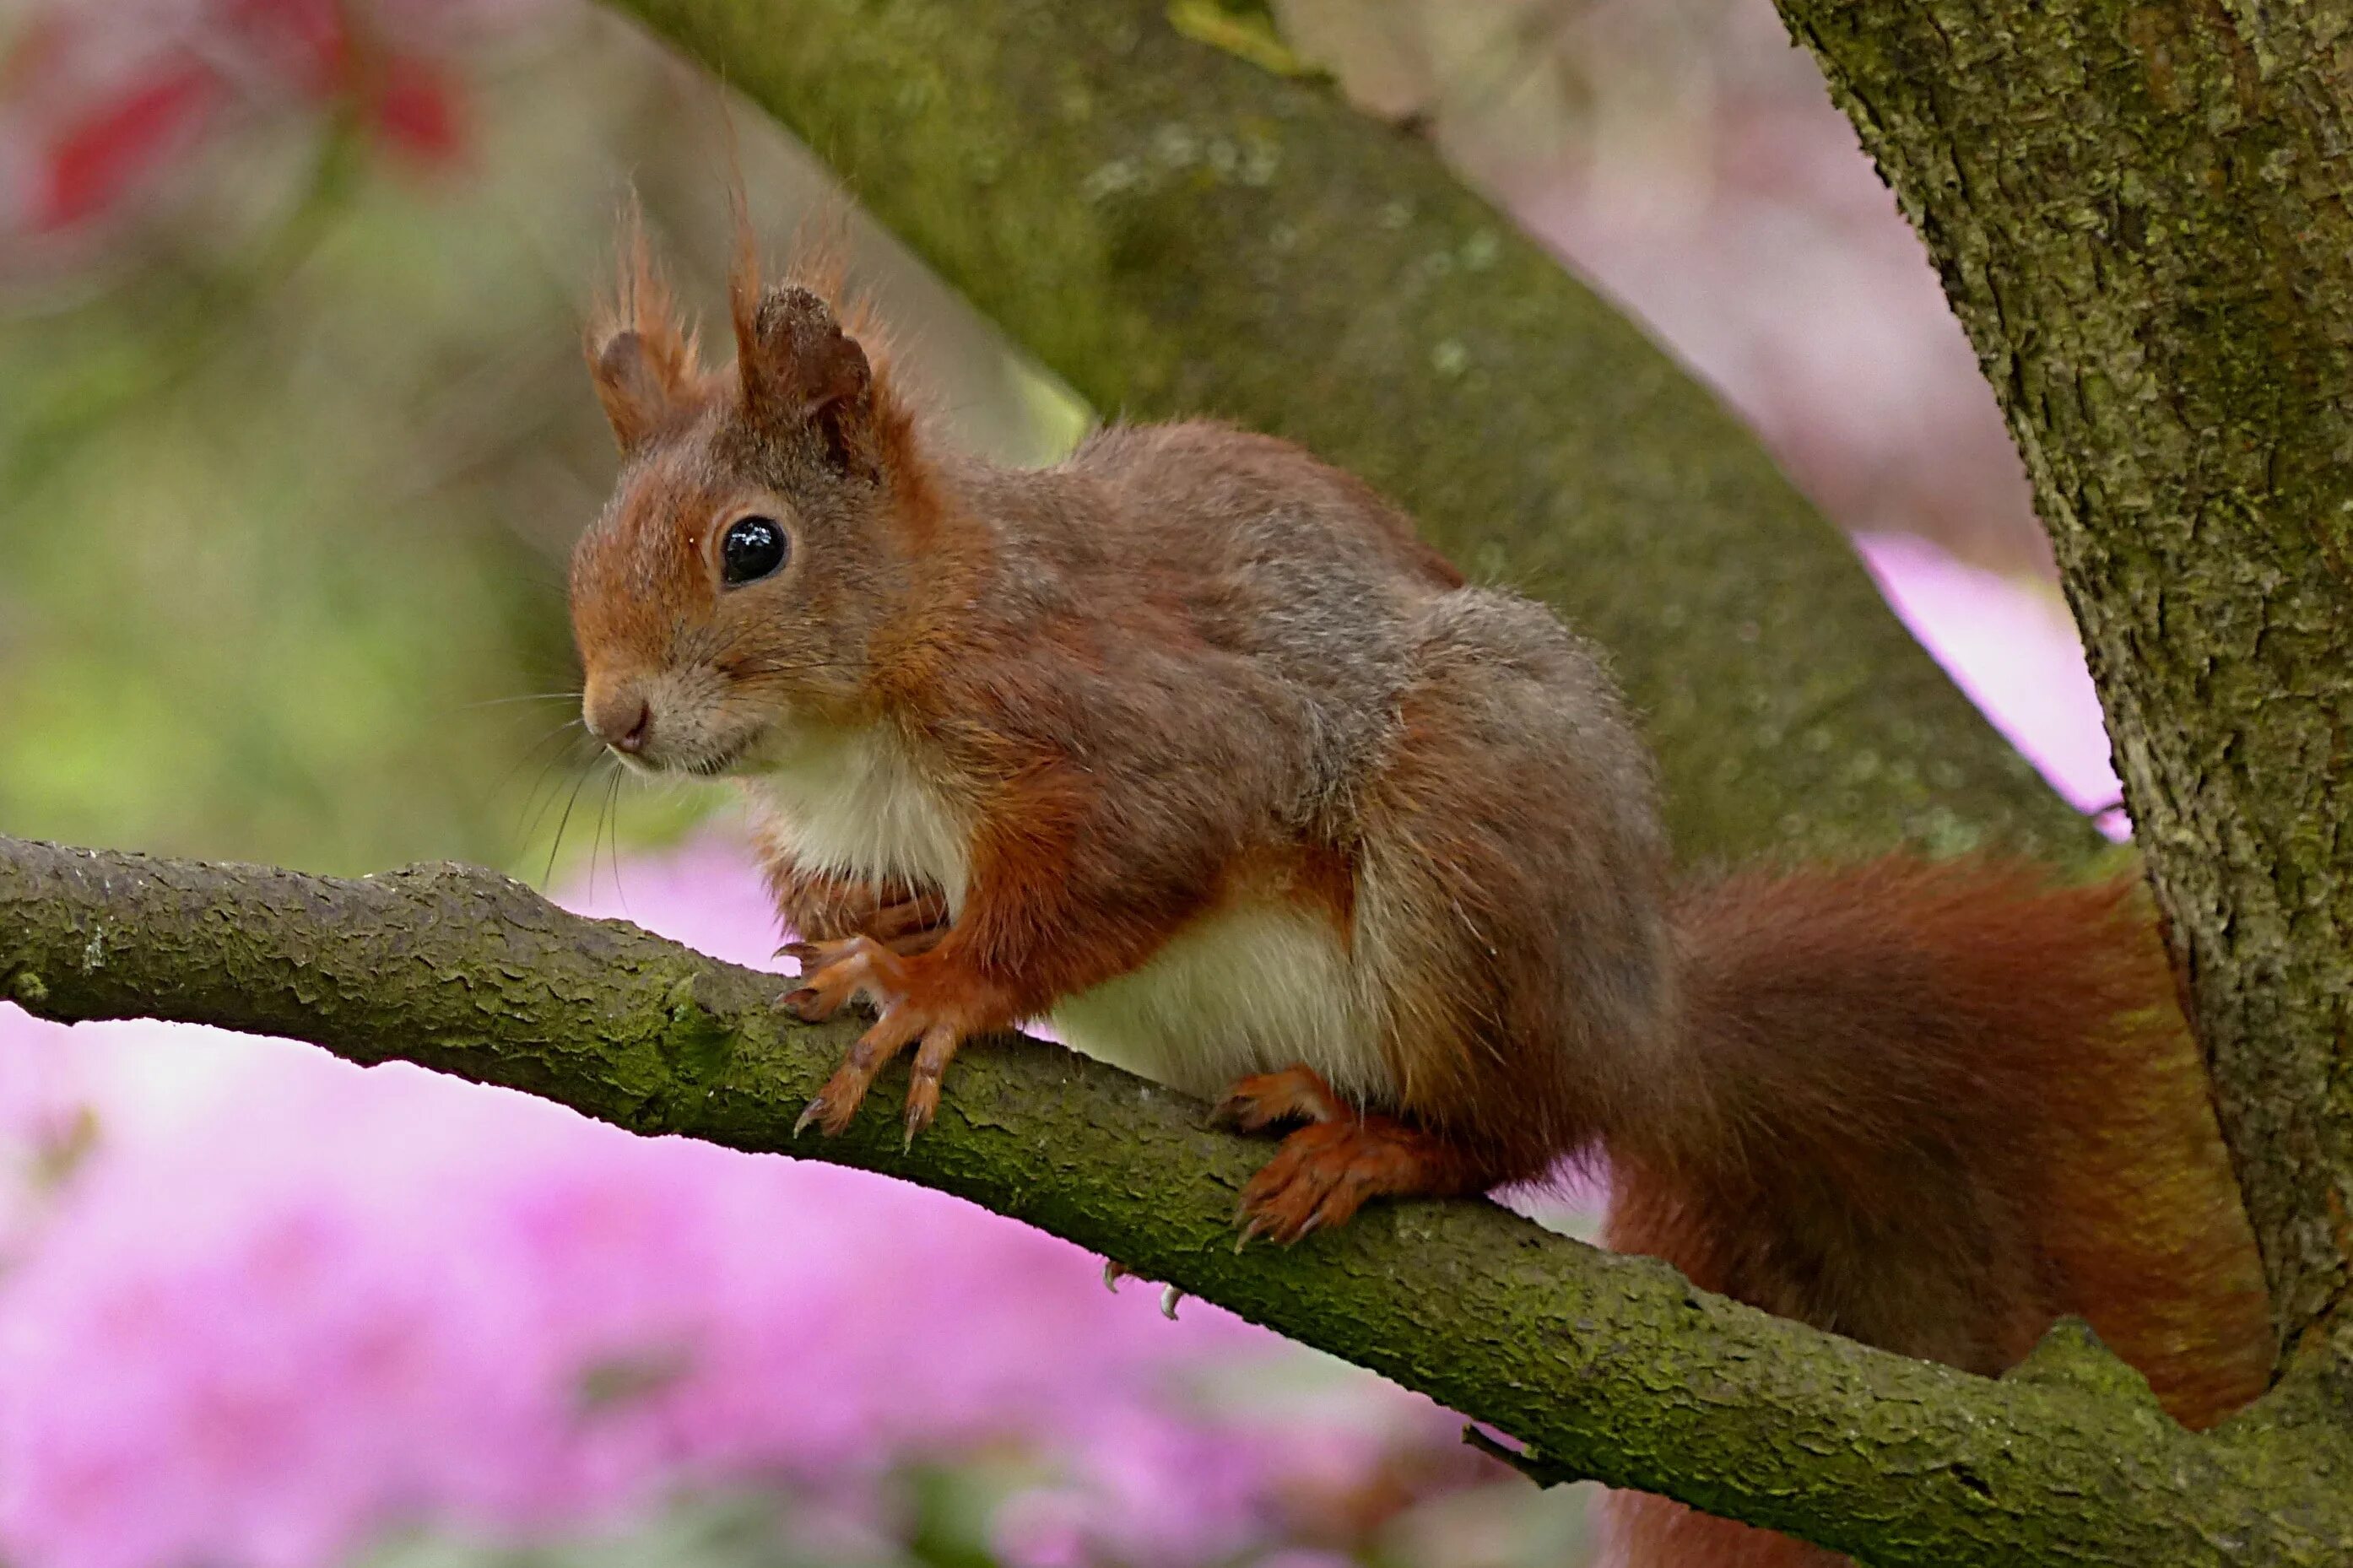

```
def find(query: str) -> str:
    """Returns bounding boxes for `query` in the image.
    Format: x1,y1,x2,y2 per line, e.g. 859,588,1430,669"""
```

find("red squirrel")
566,220,2275,1566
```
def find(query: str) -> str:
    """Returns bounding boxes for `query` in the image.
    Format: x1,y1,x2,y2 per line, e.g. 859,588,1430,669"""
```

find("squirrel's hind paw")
1236,1114,1481,1245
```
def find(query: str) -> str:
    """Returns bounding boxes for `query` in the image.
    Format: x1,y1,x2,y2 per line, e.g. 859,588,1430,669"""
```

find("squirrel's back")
933,418,1474,845
1058,419,1465,594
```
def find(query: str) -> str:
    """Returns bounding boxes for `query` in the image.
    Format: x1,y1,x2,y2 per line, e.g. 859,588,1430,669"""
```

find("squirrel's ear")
587,198,705,453
590,329,695,451
733,284,880,479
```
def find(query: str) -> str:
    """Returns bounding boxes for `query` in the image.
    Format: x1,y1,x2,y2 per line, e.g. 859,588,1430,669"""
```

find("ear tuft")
725,194,922,489
589,331,678,451
585,197,707,451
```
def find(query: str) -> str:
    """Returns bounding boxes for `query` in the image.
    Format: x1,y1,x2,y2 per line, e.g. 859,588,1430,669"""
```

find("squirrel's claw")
901,1022,964,1144
798,1000,926,1137
1213,1066,1348,1133
1100,1261,1183,1319
1236,1130,1366,1244
796,1002,974,1149
779,987,829,1023
777,896,951,975
781,938,991,1152
1233,1112,1475,1245
782,939,917,1135
776,935,902,1025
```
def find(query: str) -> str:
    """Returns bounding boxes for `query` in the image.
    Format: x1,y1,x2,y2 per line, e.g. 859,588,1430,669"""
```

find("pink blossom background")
0,841,1474,1568
0,0,519,236
1855,535,2122,826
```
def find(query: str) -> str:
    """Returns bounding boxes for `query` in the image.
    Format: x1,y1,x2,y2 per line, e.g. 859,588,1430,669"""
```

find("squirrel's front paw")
780,940,981,1146
1213,1065,1348,1133
792,998,971,1145
776,933,901,1023
776,891,949,960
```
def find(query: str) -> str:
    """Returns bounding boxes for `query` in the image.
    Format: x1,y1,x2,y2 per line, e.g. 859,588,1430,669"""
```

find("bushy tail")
1600,857,2274,1567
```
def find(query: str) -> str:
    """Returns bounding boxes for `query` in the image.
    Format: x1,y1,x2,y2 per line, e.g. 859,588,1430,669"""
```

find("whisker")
502,723,593,853
600,764,630,920
489,717,585,800
541,764,598,893
462,691,584,711
515,751,589,861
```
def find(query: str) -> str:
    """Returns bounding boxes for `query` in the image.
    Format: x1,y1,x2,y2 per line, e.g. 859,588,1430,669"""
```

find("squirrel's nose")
614,702,652,754
584,685,653,755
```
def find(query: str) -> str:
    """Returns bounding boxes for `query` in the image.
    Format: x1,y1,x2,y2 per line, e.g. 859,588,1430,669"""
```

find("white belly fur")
746,719,975,910
747,720,1390,1104
1048,899,1394,1104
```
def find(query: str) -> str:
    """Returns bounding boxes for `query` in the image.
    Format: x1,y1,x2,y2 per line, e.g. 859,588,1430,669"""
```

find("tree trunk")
1773,0,2353,1381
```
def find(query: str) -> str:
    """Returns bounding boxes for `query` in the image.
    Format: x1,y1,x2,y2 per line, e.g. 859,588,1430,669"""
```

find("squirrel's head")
568,211,930,776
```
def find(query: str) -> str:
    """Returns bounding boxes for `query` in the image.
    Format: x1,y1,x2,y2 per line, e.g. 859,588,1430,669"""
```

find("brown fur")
1600,861,2273,1566
567,230,2274,1566
585,199,716,451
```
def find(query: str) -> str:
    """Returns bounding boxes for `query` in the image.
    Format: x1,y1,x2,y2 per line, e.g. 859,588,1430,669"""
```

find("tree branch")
3,832,2347,1566
1770,0,2353,1380
600,0,2097,869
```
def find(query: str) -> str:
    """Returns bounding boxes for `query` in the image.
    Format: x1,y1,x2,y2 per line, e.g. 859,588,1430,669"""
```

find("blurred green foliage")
358,1470,1595,1568
0,10,1079,882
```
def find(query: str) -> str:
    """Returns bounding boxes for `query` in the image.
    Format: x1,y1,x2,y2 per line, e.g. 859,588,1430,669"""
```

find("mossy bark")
1771,0,2353,1383
5,833,2350,1566
602,0,2099,870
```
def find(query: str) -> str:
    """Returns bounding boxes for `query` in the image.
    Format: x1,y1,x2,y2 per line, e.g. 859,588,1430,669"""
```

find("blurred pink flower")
22,47,219,230
1506,0,2045,568
0,833,1458,1568
1856,533,2124,828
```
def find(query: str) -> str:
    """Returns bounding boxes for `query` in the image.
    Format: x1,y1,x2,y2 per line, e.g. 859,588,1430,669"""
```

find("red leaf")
370,53,463,164
36,60,220,230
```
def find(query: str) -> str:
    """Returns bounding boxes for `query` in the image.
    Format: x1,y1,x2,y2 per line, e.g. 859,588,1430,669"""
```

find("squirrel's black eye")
719,516,789,586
